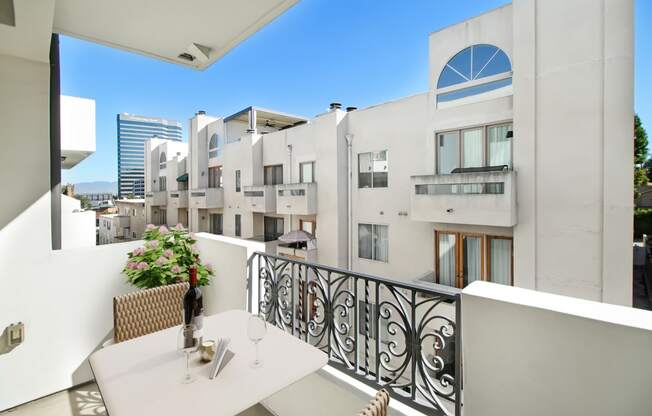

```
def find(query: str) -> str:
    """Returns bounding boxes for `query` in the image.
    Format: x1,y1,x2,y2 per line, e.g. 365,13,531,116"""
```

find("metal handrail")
246,251,462,416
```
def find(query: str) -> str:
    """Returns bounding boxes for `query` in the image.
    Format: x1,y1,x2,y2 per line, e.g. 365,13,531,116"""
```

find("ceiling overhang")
52,0,298,70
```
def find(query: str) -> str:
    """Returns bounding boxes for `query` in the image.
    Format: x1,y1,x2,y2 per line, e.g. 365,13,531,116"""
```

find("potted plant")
123,224,213,289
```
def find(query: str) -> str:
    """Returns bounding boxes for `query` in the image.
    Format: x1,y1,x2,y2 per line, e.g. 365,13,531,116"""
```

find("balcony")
168,190,189,208
410,170,516,226
189,188,224,209
243,185,277,213
145,190,167,206
276,183,317,215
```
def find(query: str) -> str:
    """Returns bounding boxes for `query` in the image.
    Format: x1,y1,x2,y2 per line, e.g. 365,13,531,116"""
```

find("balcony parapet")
243,185,277,213
189,188,224,209
410,170,516,226
145,190,167,207
276,183,317,215
168,190,189,208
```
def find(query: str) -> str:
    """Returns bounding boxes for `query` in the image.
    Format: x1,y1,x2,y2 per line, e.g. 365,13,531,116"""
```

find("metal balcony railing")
246,252,462,415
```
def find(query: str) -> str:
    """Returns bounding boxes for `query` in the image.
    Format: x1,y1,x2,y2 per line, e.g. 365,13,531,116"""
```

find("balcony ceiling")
53,0,298,70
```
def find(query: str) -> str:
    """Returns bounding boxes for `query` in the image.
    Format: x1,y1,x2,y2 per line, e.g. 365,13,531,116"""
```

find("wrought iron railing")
246,252,462,415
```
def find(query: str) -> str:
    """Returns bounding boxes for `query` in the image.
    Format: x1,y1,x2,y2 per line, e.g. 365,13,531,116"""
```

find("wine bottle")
183,268,204,346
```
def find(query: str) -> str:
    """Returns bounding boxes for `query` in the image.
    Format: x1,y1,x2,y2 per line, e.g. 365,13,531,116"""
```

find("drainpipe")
287,143,293,232
345,134,354,269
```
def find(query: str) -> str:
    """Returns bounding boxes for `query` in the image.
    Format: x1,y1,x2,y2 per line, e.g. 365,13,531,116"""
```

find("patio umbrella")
278,230,315,243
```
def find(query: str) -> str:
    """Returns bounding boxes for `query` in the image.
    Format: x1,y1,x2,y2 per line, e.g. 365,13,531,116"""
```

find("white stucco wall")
61,194,95,248
462,281,652,416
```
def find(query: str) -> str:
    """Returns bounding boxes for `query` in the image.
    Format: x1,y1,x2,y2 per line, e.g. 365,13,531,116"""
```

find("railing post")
455,293,462,416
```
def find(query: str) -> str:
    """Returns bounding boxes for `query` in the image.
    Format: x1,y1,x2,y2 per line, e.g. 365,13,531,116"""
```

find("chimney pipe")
346,106,357,112
329,102,342,111
196,110,206,115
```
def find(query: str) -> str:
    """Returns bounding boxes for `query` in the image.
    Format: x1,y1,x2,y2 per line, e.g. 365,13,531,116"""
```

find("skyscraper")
117,114,182,197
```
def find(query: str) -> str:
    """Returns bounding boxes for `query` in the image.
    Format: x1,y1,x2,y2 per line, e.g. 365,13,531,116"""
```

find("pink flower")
147,240,159,249
159,225,169,234
171,264,182,274
191,244,199,253
137,262,149,270
155,256,167,266
126,261,136,270
163,249,174,258
174,223,184,230
132,247,145,256
146,224,156,230
189,232,196,240
204,262,213,272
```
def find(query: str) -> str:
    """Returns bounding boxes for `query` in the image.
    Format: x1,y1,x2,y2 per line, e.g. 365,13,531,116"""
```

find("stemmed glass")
247,314,267,368
177,323,199,383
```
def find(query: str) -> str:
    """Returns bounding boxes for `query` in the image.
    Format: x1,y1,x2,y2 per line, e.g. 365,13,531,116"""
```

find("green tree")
634,115,649,201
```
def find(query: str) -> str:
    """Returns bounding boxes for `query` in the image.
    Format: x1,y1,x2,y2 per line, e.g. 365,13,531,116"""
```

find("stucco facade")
144,2,633,306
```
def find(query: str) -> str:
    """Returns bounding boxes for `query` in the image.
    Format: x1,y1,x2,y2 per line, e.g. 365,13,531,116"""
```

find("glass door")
436,231,485,288
462,128,484,168
437,131,460,174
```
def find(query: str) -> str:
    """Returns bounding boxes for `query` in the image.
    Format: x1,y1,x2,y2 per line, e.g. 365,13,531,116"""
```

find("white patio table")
89,309,328,416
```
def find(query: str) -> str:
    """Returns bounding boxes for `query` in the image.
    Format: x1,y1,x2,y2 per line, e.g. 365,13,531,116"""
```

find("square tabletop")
90,309,328,416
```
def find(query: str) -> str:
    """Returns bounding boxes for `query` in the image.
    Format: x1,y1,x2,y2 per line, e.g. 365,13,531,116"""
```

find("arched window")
209,133,223,158
437,44,512,104
159,152,166,170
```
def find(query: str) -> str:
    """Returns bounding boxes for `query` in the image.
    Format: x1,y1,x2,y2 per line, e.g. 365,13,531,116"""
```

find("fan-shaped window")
437,44,512,104
159,152,166,170
209,133,223,158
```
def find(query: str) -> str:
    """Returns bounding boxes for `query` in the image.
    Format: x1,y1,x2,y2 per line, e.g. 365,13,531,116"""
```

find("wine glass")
177,323,198,383
247,314,267,368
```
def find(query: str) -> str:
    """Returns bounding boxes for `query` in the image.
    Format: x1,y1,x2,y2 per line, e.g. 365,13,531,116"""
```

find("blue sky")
61,0,652,184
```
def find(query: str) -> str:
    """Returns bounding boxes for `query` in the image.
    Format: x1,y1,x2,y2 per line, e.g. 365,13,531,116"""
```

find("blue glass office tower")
117,114,182,197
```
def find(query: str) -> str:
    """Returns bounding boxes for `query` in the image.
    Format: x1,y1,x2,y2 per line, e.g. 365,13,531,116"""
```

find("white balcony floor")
0,382,271,416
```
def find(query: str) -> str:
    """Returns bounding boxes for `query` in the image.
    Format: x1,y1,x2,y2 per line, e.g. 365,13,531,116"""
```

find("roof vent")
178,53,195,62
329,102,342,111
346,106,357,112
196,110,206,116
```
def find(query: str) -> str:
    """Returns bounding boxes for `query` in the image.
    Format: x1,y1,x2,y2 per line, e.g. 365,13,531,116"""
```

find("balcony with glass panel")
145,190,167,206
243,185,277,213
411,123,515,226
189,188,224,209
276,183,318,215
168,190,189,208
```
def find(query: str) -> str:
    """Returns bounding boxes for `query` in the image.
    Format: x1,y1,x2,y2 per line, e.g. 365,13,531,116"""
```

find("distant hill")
74,181,117,194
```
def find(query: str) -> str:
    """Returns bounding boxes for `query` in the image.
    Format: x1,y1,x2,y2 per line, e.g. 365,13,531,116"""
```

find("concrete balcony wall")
243,185,276,213
276,183,318,215
189,188,224,209
168,190,188,209
462,281,652,416
60,95,95,169
410,171,516,226
145,191,167,207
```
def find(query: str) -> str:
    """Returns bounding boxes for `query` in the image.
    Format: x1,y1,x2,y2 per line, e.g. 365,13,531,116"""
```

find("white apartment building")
145,138,190,227
144,3,633,306
98,199,145,244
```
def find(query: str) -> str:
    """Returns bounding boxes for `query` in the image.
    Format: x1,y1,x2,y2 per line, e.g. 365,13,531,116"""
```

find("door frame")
434,230,486,288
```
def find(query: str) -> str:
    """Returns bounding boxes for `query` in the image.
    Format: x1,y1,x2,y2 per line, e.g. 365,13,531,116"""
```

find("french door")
435,231,485,288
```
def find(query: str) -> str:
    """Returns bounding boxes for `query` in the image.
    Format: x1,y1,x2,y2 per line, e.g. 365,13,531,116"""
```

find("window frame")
486,235,514,286
264,164,284,186
235,214,242,237
235,170,241,192
208,166,223,189
299,161,315,184
435,121,513,174
358,151,388,189
358,223,389,263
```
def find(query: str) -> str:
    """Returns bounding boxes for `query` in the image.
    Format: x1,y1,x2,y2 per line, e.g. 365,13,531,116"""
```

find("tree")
634,115,649,201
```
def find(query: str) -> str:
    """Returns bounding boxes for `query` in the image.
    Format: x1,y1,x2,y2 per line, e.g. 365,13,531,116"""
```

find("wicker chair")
112,282,189,343
358,389,390,416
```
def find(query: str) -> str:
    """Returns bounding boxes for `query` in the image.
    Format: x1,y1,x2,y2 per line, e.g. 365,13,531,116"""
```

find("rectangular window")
208,166,223,188
488,123,513,168
300,220,316,236
210,213,223,235
264,216,284,242
264,164,283,186
488,237,513,285
358,151,388,188
235,214,241,237
300,161,315,183
358,224,388,262
235,170,241,192
159,176,167,191
437,123,513,174
159,209,167,226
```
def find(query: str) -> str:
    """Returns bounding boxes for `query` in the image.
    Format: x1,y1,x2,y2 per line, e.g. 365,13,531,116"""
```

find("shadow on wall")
67,383,106,416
